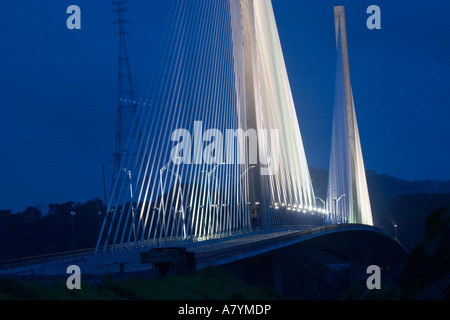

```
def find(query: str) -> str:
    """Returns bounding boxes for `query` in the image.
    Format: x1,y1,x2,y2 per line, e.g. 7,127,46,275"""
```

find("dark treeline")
0,199,105,261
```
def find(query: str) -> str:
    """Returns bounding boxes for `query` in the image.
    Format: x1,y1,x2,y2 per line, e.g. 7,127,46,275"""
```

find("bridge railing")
0,248,95,272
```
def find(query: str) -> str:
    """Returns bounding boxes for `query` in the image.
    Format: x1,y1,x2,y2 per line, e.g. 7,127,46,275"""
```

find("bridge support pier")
272,253,283,295
224,252,284,295
348,253,369,283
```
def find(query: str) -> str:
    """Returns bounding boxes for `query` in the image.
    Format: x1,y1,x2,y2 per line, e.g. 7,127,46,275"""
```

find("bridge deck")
190,224,408,268
190,228,307,268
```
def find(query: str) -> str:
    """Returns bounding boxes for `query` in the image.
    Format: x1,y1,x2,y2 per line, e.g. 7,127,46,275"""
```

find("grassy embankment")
0,266,281,300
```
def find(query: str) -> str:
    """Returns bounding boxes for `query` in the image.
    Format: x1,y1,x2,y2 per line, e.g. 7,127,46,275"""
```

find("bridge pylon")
327,6,373,226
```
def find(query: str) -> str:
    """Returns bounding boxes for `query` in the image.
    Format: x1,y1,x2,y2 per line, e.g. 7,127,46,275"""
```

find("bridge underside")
194,224,408,269
212,225,408,298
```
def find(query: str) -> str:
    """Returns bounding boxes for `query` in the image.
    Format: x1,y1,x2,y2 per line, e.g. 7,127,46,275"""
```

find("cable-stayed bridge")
96,0,372,253
0,2,407,280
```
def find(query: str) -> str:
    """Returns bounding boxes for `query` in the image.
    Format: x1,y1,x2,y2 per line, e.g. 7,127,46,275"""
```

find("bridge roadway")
0,224,408,276
192,227,323,268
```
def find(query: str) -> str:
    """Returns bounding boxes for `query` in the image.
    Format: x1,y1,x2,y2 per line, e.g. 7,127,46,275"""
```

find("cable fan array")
95,0,326,254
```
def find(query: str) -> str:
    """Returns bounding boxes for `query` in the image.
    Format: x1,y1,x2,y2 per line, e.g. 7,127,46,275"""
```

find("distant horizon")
3,167,449,214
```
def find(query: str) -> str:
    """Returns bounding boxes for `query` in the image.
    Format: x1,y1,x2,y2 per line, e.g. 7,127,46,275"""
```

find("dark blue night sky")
0,0,449,213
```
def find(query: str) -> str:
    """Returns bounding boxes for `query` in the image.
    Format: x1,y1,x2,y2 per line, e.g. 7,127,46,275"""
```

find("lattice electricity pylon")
95,0,323,255
326,6,373,226
104,1,139,205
